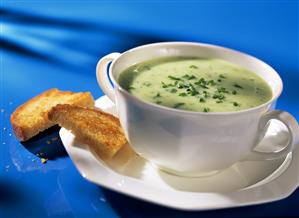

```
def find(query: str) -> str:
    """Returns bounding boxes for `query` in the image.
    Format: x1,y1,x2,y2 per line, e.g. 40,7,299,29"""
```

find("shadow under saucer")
58,96,299,210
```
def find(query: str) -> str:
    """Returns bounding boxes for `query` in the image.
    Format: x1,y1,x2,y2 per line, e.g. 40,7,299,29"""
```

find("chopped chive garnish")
217,79,222,82
156,101,162,104
190,90,199,96
173,102,185,108
194,78,209,89
189,65,198,69
234,84,243,89
182,74,196,80
170,88,177,93
143,82,151,87
233,102,240,106
162,73,238,103
213,93,225,100
186,84,199,96
161,82,168,88
128,86,136,90
154,92,161,98
207,80,215,86
203,90,210,98
168,75,181,81
182,74,189,79
187,75,196,80
217,87,229,93
177,83,185,89
203,107,210,112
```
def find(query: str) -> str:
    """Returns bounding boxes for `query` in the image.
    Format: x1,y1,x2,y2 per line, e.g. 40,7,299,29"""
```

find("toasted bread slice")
48,104,127,159
11,88,94,141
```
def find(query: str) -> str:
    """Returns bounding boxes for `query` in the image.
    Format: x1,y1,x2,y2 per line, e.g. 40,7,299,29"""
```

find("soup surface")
118,57,272,112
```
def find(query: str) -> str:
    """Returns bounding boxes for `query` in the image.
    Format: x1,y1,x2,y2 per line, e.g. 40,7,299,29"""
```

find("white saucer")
59,96,299,211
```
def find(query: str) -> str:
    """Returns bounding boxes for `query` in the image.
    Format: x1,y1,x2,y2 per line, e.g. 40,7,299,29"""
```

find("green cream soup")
118,57,272,112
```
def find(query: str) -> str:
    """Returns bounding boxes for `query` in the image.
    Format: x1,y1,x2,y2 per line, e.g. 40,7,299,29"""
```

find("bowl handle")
96,52,121,102
242,110,299,161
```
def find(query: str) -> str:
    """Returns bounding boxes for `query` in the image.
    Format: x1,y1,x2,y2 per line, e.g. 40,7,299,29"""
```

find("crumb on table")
51,137,58,141
41,158,48,164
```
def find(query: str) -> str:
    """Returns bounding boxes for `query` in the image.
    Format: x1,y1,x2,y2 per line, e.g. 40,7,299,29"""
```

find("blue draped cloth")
1,1,298,217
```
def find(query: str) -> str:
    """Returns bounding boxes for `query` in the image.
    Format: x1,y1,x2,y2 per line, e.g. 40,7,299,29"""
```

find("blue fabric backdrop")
1,1,298,217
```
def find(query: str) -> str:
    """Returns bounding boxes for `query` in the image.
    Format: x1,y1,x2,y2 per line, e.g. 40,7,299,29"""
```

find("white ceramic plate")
59,96,299,211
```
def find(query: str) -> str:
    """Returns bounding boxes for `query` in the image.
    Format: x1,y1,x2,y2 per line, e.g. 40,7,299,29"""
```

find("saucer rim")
59,96,299,211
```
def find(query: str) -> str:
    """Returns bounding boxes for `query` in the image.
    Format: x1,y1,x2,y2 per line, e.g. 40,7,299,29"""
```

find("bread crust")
10,88,94,141
48,104,127,159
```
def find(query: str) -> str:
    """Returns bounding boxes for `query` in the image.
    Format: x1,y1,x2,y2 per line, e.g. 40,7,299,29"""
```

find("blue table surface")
1,1,298,217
